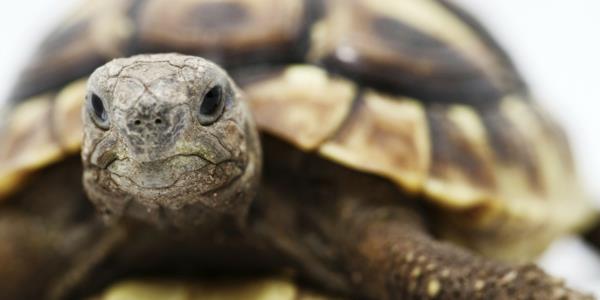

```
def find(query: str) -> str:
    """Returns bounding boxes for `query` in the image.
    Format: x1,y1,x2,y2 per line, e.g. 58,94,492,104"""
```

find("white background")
0,0,599,296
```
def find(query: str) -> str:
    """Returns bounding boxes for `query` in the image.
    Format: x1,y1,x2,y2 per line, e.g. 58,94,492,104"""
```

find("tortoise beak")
107,155,208,189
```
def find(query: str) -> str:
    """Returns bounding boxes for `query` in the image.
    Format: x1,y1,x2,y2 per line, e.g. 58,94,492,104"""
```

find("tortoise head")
81,53,261,229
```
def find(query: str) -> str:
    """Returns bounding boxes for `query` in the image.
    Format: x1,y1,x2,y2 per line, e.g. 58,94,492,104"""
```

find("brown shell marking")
425,104,497,207
320,91,430,194
135,0,306,65
307,0,520,103
13,0,319,102
0,80,86,199
11,0,134,101
428,97,594,259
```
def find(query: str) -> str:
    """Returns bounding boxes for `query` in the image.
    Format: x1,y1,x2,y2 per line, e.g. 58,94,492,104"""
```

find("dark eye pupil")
200,86,222,115
91,93,107,121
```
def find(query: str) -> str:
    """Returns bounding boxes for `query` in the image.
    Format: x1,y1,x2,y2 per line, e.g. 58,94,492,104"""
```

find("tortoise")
0,0,598,299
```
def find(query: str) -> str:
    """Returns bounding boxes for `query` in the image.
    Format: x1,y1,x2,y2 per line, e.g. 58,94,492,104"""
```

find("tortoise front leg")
258,198,591,300
335,203,591,300
255,152,592,300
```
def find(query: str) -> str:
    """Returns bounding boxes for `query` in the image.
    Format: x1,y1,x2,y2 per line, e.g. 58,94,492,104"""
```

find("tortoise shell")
0,0,593,260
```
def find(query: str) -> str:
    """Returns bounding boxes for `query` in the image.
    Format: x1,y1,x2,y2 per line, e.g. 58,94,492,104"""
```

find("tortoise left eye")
89,93,109,129
200,85,222,116
198,85,225,125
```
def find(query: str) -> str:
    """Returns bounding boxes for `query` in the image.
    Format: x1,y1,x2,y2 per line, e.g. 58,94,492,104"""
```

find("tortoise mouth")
104,159,246,215
103,154,245,205
107,155,209,189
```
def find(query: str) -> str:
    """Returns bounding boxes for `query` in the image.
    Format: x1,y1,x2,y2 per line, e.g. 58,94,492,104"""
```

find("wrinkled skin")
74,54,594,300
83,54,261,229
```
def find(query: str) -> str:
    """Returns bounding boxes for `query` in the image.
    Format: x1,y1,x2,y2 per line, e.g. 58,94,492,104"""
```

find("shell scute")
307,0,520,105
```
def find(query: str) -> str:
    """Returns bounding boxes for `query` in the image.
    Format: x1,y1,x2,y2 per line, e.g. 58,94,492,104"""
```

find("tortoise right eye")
89,93,109,129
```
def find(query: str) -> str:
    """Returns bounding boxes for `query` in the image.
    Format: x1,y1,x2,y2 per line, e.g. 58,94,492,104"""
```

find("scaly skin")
82,54,261,230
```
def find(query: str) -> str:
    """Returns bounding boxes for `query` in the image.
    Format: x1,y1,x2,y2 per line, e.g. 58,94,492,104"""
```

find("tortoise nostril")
155,118,162,124
134,120,142,126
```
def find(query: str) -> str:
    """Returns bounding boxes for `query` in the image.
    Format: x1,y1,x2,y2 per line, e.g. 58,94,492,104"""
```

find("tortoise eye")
198,85,224,125
89,93,109,129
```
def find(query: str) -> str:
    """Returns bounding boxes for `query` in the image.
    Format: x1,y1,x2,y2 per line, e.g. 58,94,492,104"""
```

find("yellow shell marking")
0,80,86,200
53,79,87,153
320,91,429,193
100,278,299,300
0,97,61,199
245,65,356,150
